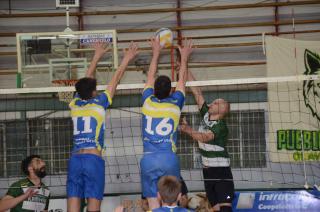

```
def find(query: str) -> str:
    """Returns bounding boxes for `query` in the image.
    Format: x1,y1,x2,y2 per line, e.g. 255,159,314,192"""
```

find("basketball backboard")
16,30,118,88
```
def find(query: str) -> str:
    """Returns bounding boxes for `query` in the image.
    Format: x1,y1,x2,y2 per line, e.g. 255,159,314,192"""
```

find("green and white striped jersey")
198,102,230,167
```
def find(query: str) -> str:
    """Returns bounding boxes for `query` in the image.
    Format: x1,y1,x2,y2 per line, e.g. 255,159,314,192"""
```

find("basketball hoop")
52,79,78,103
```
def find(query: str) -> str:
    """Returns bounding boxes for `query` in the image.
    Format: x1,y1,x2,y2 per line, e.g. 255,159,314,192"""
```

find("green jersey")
198,102,230,167
6,178,50,212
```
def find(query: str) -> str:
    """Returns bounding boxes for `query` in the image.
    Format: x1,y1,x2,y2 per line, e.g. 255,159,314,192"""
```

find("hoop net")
52,79,78,103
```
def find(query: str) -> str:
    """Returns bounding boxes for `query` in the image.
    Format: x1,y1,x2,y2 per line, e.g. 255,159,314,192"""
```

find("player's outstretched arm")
180,117,214,143
176,39,193,94
106,42,139,99
145,37,163,89
187,71,205,109
0,188,38,211
86,41,110,78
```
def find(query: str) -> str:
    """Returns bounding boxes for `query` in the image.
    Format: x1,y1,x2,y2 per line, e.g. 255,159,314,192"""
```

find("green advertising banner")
266,36,320,162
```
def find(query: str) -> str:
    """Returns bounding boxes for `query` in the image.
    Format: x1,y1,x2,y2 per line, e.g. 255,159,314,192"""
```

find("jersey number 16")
145,116,173,136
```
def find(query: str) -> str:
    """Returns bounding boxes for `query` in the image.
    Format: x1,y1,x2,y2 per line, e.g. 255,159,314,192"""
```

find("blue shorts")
140,152,181,198
67,154,105,200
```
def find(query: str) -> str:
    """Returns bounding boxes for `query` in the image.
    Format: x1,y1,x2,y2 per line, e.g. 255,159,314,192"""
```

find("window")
0,121,27,177
177,109,267,169
29,118,72,174
0,118,72,177
176,113,202,169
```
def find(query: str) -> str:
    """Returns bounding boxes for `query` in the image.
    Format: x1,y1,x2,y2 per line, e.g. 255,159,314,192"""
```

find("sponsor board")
232,190,320,211
266,36,320,162
80,33,113,44
48,189,320,212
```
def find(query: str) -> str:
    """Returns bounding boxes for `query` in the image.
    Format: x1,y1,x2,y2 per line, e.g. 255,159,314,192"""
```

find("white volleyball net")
0,74,319,197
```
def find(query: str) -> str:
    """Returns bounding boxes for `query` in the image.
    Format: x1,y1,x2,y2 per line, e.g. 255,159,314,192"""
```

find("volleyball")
155,28,173,48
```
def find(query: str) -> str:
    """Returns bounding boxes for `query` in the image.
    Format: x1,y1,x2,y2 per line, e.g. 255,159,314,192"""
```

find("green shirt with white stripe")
198,102,230,167
6,178,50,212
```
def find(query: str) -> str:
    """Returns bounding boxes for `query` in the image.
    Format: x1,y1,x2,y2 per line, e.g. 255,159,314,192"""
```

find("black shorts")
141,177,188,199
203,167,234,206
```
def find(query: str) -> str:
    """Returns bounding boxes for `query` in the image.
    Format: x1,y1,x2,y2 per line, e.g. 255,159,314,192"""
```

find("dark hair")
21,155,41,175
75,77,97,100
154,75,171,100
158,176,181,204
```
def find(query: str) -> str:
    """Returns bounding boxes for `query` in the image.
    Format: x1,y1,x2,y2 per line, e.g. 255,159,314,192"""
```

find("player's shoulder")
142,87,154,97
173,89,185,96
162,97,179,104
158,94,182,105
78,94,107,108
216,119,228,128
8,178,31,191
143,86,154,92
13,178,30,186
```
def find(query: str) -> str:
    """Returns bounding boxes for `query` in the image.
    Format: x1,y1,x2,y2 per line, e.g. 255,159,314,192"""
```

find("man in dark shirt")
180,71,234,212
0,155,50,212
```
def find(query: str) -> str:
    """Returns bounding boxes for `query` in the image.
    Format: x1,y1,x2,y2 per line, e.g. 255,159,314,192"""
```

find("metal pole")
274,0,279,35
1,124,7,177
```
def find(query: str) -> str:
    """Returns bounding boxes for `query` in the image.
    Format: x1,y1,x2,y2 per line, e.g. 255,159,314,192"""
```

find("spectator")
0,155,50,212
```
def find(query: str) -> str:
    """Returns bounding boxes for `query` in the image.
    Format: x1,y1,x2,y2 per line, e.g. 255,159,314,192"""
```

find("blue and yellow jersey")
69,91,112,152
141,87,185,153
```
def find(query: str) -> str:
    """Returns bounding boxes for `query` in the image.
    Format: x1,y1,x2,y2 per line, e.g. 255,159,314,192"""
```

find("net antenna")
56,0,80,32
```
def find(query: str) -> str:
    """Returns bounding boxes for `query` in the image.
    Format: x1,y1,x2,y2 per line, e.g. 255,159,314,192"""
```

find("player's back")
69,91,112,152
141,87,185,153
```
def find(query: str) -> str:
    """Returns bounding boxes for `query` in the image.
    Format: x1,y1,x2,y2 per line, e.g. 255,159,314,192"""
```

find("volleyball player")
67,41,139,212
180,70,234,212
140,37,193,209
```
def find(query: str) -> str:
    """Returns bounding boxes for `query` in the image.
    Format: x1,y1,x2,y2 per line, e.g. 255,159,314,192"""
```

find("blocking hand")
123,42,139,62
92,41,111,59
149,36,163,55
178,39,194,62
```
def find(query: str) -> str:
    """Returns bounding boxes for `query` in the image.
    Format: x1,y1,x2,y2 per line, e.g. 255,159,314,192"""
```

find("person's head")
21,155,46,179
75,77,97,100
208,98,230,118
154,75,171,100
157,176,182,206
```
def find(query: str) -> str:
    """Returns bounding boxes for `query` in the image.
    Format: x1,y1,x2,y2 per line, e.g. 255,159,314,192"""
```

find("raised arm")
86,42,110,78
106,42,139,99
187,71,205,109
180,118,214,143
145,37,163,89
175,39,193,94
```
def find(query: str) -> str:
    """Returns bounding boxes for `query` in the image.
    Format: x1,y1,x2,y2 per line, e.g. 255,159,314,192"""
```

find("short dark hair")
154,75,171,100
21,155,41,175
75,77,97,100
158,176,181,204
